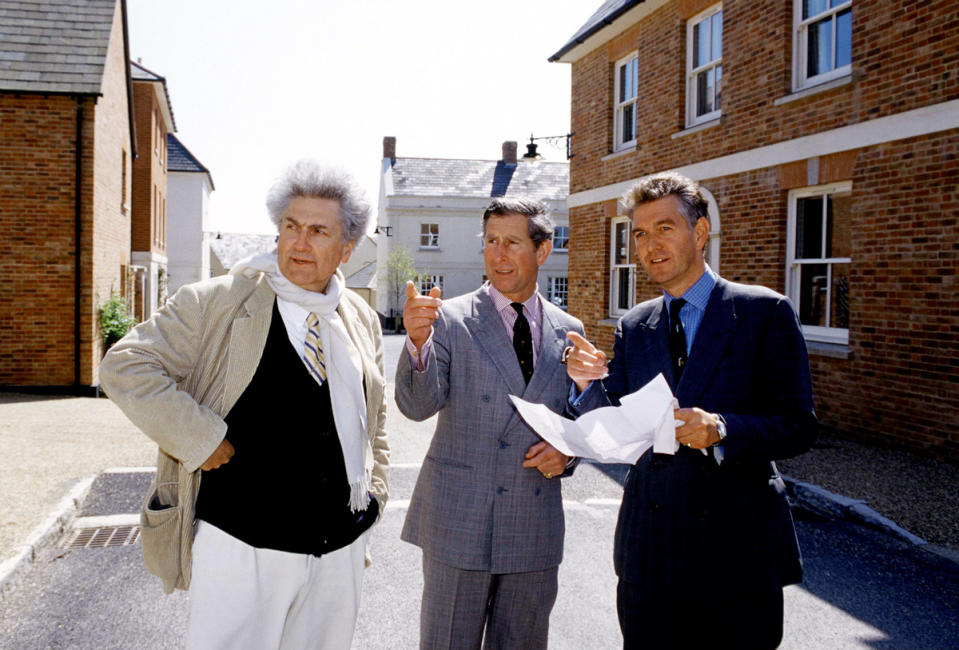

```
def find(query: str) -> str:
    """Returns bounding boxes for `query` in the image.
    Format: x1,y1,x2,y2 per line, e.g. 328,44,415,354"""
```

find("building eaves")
130,59,176,132
548,0,644,62
0,0,118,94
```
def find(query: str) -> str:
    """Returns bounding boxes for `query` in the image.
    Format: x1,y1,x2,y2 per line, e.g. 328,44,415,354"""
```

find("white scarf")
231,253,372,512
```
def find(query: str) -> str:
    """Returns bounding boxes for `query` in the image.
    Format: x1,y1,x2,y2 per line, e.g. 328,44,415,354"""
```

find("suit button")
496,486,506,494
482,395,491,403
534,487,541,496
499,441,509,449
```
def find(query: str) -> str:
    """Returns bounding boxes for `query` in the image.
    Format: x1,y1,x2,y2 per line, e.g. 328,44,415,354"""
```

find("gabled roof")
209,233,276,271
131,60,176,131
388,158,568,201
549,0,645,62
344,261,377,290
167,133,214,189
0,0,120,94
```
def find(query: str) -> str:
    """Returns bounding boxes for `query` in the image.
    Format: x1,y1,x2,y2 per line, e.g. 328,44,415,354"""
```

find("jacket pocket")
139,480,182,588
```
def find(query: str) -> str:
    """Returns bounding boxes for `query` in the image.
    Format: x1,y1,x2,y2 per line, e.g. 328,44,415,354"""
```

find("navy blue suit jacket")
578,277,817,593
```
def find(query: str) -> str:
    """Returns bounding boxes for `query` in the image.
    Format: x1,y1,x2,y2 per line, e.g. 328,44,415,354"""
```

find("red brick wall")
0,94,82,385
569,0,959,193
564,0,959,459
0,1,132,387
131,82,166,256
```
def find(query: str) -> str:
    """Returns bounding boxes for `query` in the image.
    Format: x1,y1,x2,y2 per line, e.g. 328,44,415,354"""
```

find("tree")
381,244,417,330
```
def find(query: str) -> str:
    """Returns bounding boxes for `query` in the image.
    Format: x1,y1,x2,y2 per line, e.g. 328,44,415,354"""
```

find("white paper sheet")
509,373,681,465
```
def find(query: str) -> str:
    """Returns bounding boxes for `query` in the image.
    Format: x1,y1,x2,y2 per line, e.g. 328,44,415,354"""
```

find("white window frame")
419,223,439,249
793,0,853,90
686,4,723,127
613,53,639,152
786,181,852,345
609,216,636,317
547,276,568,310
418,274,444,295
552,225,569,252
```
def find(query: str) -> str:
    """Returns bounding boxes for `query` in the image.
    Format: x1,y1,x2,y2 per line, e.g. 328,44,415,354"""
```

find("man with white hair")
100,160,389,649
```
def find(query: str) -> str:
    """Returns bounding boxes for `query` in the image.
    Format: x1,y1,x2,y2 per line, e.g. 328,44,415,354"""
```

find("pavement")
2,336,957,598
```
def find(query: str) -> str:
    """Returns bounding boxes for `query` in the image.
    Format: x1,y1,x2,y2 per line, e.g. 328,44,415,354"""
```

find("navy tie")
668,298,687,384
511,302,533,385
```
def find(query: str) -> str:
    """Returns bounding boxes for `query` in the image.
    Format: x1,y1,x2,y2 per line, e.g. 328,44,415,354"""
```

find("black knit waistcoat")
195,300,377,556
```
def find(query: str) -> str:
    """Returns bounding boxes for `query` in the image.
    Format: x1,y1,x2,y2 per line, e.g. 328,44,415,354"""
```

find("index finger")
566,331,598,354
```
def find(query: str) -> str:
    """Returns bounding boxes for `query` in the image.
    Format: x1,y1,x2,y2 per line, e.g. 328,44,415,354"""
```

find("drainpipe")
74,98,83,388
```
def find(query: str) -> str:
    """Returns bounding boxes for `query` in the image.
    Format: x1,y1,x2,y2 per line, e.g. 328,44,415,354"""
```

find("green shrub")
99,292,136,350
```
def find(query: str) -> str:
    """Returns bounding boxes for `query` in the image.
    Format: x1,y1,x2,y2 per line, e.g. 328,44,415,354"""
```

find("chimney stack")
383,136,396,161
502,141,517,165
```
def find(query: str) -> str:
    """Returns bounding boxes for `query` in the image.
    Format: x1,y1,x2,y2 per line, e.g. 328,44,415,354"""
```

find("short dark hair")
482,197,554,248
621,171,708,230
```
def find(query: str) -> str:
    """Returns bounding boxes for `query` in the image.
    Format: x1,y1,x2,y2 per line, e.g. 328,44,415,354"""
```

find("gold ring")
545,472,553,479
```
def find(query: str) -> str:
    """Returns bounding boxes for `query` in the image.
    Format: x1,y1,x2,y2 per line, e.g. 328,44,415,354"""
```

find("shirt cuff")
568,380,595,408
405,333,432,372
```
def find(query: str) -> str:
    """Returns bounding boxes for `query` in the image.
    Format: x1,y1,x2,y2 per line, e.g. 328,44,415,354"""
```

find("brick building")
0,0,136,390
550,0,958,459
130,61,175,320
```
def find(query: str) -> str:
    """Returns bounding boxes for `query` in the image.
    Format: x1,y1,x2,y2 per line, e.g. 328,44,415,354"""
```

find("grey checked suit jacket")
395,285,584,574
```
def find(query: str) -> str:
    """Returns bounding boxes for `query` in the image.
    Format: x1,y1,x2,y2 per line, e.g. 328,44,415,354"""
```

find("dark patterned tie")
511,302,534,385
668,298,687,383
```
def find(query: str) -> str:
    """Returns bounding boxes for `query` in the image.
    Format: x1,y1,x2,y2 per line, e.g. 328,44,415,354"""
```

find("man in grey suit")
396,197,585,649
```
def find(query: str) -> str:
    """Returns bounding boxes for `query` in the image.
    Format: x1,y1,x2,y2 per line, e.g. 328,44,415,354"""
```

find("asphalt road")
1,334,956,649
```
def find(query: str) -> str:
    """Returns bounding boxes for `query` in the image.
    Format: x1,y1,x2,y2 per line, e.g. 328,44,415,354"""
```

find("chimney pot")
383,136,396,161
502,141,517,165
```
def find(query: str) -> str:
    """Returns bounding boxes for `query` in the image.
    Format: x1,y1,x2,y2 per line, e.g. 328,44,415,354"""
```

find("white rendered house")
166,134,214,294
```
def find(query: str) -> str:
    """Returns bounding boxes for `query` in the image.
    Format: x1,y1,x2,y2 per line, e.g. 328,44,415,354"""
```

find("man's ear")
694,217,709,252
536,238,553,266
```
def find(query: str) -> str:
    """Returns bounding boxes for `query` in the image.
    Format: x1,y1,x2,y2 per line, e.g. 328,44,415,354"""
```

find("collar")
663,264,717,312
488,282,542,319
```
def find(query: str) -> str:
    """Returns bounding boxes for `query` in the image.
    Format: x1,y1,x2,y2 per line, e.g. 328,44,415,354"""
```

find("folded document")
509,373,680,464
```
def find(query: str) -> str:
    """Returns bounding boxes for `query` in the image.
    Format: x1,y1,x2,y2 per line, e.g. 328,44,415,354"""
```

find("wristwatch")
713,414,727,446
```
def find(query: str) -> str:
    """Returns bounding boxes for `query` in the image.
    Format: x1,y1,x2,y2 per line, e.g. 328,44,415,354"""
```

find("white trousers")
185,520,368,650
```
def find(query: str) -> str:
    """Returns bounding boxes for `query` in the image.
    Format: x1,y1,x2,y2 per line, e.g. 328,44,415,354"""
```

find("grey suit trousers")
420,554,558,650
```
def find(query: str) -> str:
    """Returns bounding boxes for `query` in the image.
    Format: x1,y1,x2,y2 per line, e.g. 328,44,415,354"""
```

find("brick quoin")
560,0,959,460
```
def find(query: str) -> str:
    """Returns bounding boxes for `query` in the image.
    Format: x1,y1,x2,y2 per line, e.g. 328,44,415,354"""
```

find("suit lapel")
222,280,274,415
639,298,676,388
677,279,737,406
466,288,527,398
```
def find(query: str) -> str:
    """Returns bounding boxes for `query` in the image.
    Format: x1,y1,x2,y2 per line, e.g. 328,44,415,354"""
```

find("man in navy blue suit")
566,171,817,649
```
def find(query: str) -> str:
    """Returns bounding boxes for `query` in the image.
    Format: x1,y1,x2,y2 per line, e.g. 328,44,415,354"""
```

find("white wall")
167,171,213,294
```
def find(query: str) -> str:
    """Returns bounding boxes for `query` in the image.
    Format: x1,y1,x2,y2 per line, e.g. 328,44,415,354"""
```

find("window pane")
807,16,833,77
622,104,634,143
830,263,850,328
835,8,852,68
826,192,852,258
711,11,722,61
715,65,722,110
796,196,824,258
799,263,829,326
803,0,829,20
697,69,714,116
619,64,627,102
694,19,709,68
614,222,628,264
629,59,638,99
616,268,631,310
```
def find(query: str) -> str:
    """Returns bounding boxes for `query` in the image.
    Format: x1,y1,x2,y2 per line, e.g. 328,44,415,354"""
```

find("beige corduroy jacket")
99,271,389,594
